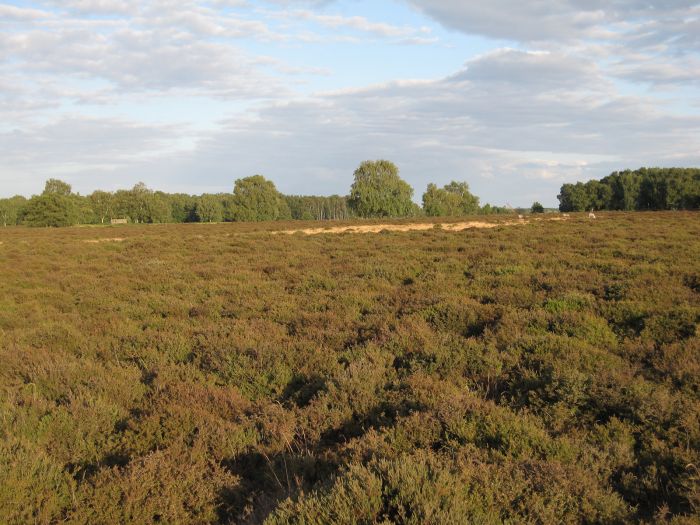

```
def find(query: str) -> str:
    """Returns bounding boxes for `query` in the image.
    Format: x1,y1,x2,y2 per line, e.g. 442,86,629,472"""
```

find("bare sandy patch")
83,238,126,244
275,219,530,236
532,216,569,222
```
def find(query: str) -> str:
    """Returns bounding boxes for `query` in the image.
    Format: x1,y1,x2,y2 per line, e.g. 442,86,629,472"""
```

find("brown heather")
0,212,698,524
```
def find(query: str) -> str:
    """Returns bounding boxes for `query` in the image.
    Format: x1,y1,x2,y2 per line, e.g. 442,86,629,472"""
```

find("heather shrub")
0,439,75,524
0,212,697,523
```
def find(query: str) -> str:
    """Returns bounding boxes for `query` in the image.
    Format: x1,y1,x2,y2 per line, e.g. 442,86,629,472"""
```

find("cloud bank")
1,0,698,205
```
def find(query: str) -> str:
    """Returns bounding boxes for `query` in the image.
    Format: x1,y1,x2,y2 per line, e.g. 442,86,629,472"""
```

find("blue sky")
1,0,699,206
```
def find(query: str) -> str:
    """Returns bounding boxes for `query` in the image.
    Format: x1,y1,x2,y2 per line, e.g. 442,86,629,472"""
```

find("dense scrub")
0,212,698,524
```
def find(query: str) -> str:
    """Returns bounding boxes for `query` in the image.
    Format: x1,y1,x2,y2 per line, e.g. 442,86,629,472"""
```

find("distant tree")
0,196,27,227
43,179,72,196
130,182,151,223
422,181,480,217
112,183,172,223
422,184,448,216
195,194,224,223
604,170,641,210
221,194,237,222
112,189,135,222
348,160,414,218
479,203,512,215
285,195,352,221
112,183,142,223
74,195,95,225
560,168,700,212
409,202,424,217
638,171,671,210
444,181,480,213
20,179,80,227
584,180,613,211
232,175,290,222
89,191,114,224
558,182,592,212
531,202,545,214
148,192,173,223
22,193,78,227
666,171,700,209
168,193,198,223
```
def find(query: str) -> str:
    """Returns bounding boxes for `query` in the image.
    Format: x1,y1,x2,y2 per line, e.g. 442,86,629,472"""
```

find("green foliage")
348,160,415,218
18,178,81,227
0,196,27,227
195,194,224,223
559,167,700,211
88,190,115,224
479,203,513,215
5,167,696,229
167,193,197,223
43,178,73,196
422,181,480,217
111,183,172,224
232,175,291,222
286,195,352,221
3,175,492,228
531,201,545,213
22,193,79,227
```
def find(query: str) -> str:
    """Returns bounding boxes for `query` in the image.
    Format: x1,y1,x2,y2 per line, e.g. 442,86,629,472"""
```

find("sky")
1,0,699,206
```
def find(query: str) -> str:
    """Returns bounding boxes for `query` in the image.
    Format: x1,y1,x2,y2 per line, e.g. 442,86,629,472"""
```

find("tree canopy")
22,193,79,227
0,196,27,227
422,181,480,217
558,168,700,212
43,179,72,196
286,195,352,221
195,194,224,223
348,160,415,218
89,191,114,224
531,202,544,214
1,167,507,227
232,175,290,222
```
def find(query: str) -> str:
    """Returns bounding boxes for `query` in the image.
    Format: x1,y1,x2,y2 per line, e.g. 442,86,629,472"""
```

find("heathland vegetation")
1,163,699,523
0,212,698,523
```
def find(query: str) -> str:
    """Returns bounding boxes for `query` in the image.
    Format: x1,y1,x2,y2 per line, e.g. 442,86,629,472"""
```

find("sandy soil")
83,238,126,243
275,219,532,235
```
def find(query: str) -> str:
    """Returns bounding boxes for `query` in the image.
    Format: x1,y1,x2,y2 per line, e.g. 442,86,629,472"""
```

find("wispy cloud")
1,0,698,205
279,9,433,39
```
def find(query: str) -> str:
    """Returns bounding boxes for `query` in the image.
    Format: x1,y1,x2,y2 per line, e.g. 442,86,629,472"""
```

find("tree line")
558,167,700,212
0,160,511,227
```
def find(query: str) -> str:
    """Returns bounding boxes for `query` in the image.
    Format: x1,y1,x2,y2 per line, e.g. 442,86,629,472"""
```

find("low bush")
0,211,697,523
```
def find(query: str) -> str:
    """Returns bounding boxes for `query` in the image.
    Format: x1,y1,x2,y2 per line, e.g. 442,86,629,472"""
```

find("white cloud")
404,0,700,90
0,4,50,20
280,9,432,39
1,0,699,206
0,115,191,196
404,0,699,42
123,49,700,205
